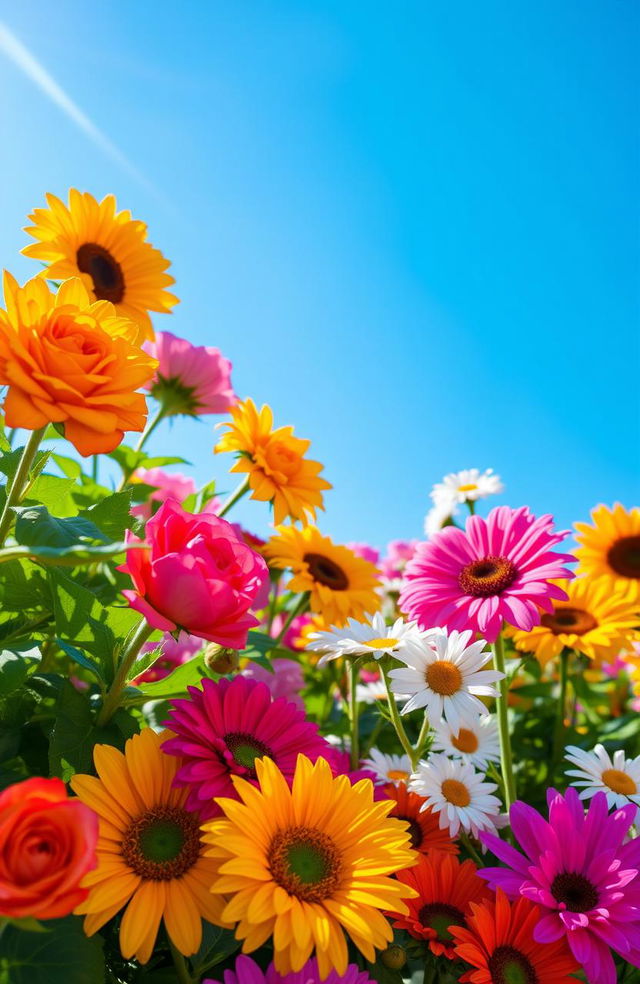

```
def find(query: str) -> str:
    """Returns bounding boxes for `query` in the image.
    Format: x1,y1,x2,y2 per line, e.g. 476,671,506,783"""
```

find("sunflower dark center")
488,945,538,984
268,825,342,902
418,902,465,941
224,731,272,773
607,535,640,579
122,805,200,880
303,552,349,590
400,816,423,850
458,555,518,597
540,606,597,636
551,871,599,912
76,242,125,303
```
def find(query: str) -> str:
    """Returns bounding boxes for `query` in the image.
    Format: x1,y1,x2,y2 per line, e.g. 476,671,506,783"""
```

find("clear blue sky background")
0,1,638,548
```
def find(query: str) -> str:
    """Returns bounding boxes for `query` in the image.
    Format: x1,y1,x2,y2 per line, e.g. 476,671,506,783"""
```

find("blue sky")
0,1,638,548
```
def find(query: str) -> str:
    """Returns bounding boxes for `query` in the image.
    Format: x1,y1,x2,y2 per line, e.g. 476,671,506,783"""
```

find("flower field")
0,190,639,984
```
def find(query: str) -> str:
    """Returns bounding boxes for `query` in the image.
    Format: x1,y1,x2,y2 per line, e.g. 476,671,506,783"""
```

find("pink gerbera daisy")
399,505,575,642
205,954,375,984
162,676,335,819
479,788,640,984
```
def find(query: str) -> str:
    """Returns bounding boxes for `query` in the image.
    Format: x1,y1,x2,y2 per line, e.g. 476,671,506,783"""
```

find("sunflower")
70,729,229,964
215,399,332,526
202,754,417,978
386,853,492,959
22,190,177,341
450,891,579,984
265,526,381,627
506,576,640,666
575,503,640,601
383,782,459,857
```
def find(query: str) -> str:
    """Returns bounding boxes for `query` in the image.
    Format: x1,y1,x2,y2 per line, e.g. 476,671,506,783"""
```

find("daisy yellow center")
425,660,463,696
601,768,637,795
607,535,640,579
488,946,538,984
540,606,597,636
458,555,518,597
458,483,478,492
367,637,398,649
76,242,125,303
418,902,465,942
122,805,201,881
451,728,479,754
550,871,599,912
387,769,409,782
268,826,342,903
440,778,471,808
303,552,349,591
224,732,272,773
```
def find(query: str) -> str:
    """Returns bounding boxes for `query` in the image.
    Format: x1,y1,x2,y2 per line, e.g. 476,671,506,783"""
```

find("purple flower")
205,954,375,984
479,788,640,984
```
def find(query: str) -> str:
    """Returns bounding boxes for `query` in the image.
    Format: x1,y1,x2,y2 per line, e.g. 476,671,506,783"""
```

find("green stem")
266,570,282,634
348,660,360,770
467,499,476,515
412,712,431,771
0,427,47,546
272,592,309,648
460,831,484,866
135,404,167,453
552,648,570,769
381,660,416,764
91,454,99,484
492,631,517,811
169,941,193,984
216,474,250,518
96,620,154,726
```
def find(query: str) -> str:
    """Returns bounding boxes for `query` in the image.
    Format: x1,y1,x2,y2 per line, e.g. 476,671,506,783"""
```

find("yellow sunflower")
22,190,178,341
265,525,381,627
202,755,417,978
575,503,640,601
215,398,332,525
506,577,640,666
70,729,229,964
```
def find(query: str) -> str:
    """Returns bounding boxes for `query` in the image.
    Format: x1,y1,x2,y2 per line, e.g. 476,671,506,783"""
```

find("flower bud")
380,944,407,970
204,644,239,675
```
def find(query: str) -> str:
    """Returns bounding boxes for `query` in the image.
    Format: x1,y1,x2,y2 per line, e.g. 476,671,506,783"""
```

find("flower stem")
381,660,416,765
348,660,360,771
552,647,571,770
272,592,309,648
492,631,517,811
412,712,431,771
0,427,46,547
135,404,167,453
96,619,155,726
460,831,484,866
169,941,193,984
216,474,250,518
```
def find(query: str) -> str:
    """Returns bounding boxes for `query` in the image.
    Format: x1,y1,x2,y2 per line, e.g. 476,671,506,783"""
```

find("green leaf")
55,640,104,684
48,681,139,779
51,453,82,480
108,444,189,481
191,922,240,975
128,644,164,682
0,914,104,984
0,447,50,486
0,645,41,696
0,560,51,613
0,541,132,567
24,475,77,516
79,489,134,541
245,630,277,654
48,570,115,674
13,505,107,549
126,650,208,702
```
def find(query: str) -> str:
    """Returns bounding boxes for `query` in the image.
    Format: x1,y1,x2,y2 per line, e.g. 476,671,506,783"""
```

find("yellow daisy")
265,526,381,627
506,577,640,666
203,755,417,978
71,729,229,964
575,503,640,601
215,398,332,525
22,190,178,341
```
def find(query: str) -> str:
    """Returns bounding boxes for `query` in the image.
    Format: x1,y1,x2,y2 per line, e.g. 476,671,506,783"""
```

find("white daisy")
431,714,500,770
431,468,504,508
388,628,503,731
361,748,413,786
409,753,501,839
565,744,640,819
355,679,388,704
423,500,455,538
305,611,425,668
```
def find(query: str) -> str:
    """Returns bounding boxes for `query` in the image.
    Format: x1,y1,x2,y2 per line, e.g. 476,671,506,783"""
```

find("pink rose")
119,500,268,648
144,331,235,416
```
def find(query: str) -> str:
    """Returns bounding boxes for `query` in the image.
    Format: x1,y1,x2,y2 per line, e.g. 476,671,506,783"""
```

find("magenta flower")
381,538,419,581
144,330,235,416
131,466,196,519
347,542,381,566
162,676,336,819
399,506,575,642
205,954,375,984
242,657,305,710
479,788,640,984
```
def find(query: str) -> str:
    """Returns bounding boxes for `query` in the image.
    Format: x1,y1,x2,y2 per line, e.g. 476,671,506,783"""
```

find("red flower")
0,777,98,919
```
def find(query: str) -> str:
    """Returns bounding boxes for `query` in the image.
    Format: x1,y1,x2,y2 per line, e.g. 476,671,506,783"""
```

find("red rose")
0,777,98,919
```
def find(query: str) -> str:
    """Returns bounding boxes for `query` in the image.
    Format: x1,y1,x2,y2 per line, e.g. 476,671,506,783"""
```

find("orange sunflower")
70,729,229,964
215,398,332,525
22,190,177,341
383,782,459,857
386,853,492,959
451,890,579,983
575,503,640,602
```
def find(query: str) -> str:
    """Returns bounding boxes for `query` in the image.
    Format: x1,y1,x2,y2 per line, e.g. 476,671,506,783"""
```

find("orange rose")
0,777,98,919
0,273,158,455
